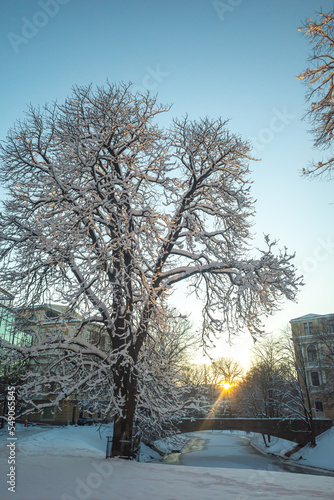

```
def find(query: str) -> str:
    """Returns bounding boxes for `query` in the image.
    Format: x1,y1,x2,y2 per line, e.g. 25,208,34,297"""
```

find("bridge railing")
178,417,333,444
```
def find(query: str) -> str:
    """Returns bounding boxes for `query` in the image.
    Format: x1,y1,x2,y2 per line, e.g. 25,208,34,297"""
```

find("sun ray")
198,383,233,431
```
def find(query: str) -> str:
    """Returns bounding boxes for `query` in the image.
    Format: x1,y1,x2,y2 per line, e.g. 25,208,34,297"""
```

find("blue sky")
1,0,333,365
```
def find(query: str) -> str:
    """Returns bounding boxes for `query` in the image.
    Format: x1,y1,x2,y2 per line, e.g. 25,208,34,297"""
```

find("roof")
16,303,81,318
290,313,334,323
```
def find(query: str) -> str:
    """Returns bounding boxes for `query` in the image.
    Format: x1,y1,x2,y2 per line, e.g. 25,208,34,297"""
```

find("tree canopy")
0,82,302,457
298,11,334,179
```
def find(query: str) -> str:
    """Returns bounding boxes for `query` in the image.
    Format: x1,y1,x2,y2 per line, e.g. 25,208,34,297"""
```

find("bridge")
178,418,333,445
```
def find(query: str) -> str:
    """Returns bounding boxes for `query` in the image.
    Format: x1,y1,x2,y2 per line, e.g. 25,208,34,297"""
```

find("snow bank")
231,428,334,472
17,424,113,458
139,434,190,462
249,432,297,457
288,427,334,472
138,442,162,462
0,423,113,460
153,433,189,455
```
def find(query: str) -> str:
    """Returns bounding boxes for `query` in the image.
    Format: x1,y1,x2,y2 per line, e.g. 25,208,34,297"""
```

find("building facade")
17,304,110,425
1,299,110,425
290,313,334,420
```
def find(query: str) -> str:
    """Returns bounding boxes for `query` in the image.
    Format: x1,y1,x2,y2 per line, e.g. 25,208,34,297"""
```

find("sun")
221,382,232,391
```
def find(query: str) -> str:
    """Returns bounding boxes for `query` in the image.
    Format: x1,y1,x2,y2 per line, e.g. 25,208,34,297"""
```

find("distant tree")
234,328,326,446
131,309,197,444
0,82,302,458
149,308,199,371
181,363,211,387
297,11,334,179
251,335,291,418
176,362,214,418
233,365,269,419
234,335,293,420
211,357,243,386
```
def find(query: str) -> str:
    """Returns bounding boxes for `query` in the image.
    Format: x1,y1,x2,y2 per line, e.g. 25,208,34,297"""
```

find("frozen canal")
164,431,332,475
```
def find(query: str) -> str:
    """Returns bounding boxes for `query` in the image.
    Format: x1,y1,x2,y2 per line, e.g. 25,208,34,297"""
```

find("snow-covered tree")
233,368,268,418
297,10,334,179
0,82,302,458
146,307,199,371
251,335,289,418
238,328,324,446
233,335,294,421
181,363,211,387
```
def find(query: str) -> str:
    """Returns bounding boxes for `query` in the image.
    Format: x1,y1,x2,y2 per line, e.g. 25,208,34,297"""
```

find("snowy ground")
0,424,333,499
249,427,334,472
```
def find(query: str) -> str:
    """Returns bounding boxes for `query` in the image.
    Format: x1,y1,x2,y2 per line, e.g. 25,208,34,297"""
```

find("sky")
0,0,333,368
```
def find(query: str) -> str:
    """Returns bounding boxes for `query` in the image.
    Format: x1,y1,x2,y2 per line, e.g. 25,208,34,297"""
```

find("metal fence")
106,435,112,458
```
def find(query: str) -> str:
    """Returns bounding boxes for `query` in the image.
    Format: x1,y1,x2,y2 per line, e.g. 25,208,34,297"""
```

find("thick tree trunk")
110,305,148,459
111,364,138,459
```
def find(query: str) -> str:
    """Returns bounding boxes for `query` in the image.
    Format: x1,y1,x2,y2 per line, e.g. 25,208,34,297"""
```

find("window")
311,371,320,386
42,407,55,420
45,309,58,319
315,399,324,412
307,345,317,363
12,330,33,347
304,322,313,335
329,318,334,333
